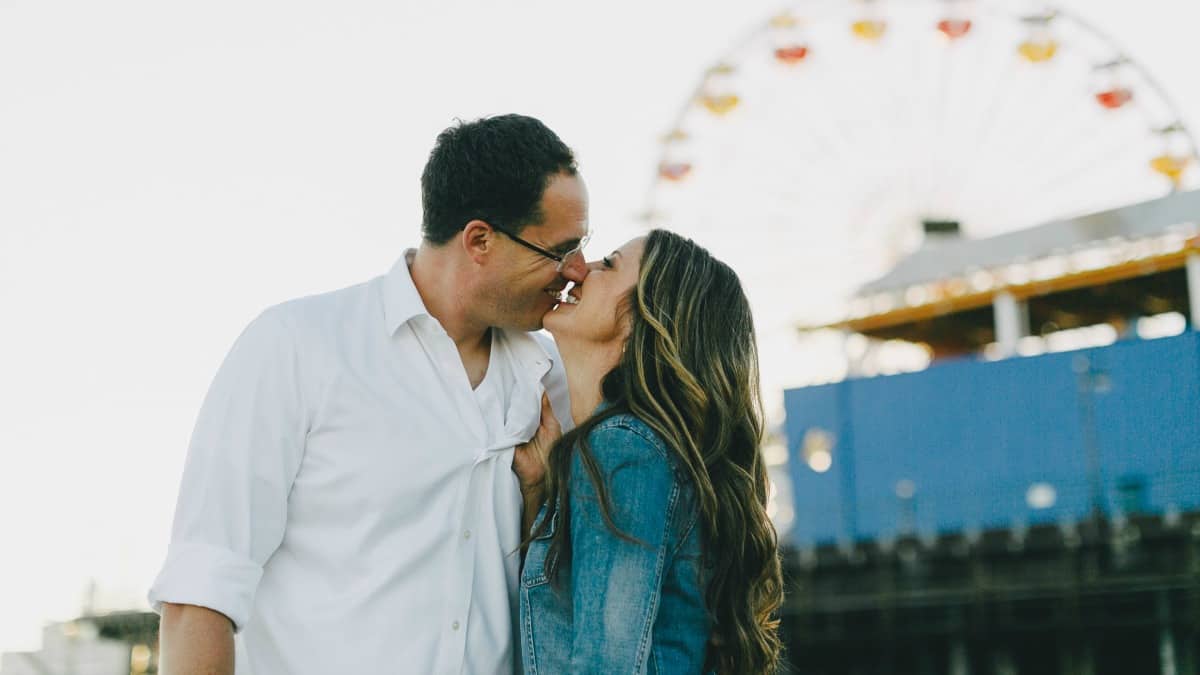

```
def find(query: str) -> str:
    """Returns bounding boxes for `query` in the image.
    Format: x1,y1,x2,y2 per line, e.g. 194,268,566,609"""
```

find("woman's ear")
616,294,636,346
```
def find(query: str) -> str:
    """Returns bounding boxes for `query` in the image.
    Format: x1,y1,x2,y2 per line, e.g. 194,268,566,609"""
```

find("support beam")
1080,645,1096,675
949,639,970,675
1187,252,1200,330
1158,591,1178,675
993,649,1017,675
1177,631,1196,675
1160,626,1179,675
1059,641,1096,675
993,291,1029,358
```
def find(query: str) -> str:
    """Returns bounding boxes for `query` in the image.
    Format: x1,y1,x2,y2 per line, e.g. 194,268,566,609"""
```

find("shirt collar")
383,249,429,335
382,249,557,378
499,328,554,380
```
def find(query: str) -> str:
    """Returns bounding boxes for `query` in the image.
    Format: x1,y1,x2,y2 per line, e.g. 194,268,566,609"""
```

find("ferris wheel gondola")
646,0,1197,327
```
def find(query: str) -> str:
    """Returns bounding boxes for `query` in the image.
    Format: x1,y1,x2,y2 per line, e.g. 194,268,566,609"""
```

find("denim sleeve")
568,423,679,674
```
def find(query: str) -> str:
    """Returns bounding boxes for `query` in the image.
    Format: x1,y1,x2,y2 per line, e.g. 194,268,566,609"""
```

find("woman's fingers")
538,393,561,437
513,393,561,490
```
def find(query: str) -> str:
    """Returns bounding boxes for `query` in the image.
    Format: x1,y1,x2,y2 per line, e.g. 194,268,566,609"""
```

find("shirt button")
452,621,460,631
463,529,471,540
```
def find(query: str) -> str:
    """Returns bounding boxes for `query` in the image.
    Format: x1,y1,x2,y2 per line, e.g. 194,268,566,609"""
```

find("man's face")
480,172,590,332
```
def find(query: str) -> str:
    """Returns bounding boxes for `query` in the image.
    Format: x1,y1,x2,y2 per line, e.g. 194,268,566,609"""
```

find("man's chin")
510,310,549,333
492,298,556,333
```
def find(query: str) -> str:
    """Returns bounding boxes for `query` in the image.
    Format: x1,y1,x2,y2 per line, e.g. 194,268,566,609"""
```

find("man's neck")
408,245,491,355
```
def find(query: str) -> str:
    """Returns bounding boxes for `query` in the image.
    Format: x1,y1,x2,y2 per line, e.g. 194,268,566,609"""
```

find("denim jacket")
519,413,711,674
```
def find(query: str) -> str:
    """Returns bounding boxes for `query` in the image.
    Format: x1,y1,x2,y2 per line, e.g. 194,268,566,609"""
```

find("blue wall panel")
784,383,850,546
1090,335,1200,516
784,332,1200,545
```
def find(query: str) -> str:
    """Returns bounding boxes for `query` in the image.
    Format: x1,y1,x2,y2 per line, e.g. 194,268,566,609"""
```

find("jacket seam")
592,418,671,462
522,586,538,674
670,506,700,559
522,508,557,587
595,418,695,560
633,476,679,673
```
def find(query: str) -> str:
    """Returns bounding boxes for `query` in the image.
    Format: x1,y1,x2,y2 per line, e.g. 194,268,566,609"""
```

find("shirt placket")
423,320,489,675
439,463,486,674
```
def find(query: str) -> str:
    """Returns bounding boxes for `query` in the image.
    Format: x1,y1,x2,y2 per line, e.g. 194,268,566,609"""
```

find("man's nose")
560,255,590,283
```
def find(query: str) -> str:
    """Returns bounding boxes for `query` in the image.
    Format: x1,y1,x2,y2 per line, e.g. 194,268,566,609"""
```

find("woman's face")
543,236,646,345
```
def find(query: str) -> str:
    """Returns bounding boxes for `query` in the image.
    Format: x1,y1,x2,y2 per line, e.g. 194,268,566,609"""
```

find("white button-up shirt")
149,254,572,674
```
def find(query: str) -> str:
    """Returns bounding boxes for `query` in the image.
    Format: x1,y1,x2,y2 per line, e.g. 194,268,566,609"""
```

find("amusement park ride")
647,1,1199,673
644,0,1199,396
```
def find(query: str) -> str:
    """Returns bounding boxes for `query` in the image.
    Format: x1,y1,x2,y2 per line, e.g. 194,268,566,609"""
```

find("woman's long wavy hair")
526,228,784,674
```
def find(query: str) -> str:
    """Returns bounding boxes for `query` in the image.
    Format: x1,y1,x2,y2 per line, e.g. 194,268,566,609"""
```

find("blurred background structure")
632,1,1200,673
781,192,1199,675
0,612,157,675
4,0,1200,673
643,0,1199,413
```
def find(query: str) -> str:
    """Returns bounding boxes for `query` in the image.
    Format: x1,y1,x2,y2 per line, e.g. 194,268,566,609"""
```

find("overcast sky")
2,0,1198,653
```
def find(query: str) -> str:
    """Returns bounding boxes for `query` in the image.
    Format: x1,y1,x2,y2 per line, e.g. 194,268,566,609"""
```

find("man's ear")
461,220,494,265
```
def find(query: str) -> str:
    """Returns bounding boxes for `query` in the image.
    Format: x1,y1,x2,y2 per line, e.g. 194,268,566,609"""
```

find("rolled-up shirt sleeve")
149,306,308,632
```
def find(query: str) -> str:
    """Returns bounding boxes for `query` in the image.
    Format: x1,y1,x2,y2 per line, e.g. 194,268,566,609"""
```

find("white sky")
2,0,1197,653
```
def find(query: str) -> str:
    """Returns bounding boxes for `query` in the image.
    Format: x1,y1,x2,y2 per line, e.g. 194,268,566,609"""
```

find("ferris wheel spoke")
926,45,974,216
974,133,1142,224
646,0,1190,337
940,13,1034,224
774,84,886,202
903,32,943,221
1034,143,1151,206
1006,171,1138,236
754,114,859,199
918,51,956,217
1019,100,1142,191
1019,95,1124,191
941,79,1023,222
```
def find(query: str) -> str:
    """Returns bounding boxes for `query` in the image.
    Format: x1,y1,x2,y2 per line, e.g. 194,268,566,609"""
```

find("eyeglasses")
492,224,590,273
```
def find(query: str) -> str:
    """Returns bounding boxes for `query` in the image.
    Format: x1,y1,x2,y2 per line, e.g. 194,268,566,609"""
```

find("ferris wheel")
645,0,1199,335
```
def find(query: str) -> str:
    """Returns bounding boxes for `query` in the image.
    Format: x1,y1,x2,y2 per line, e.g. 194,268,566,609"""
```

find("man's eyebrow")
549,237,582,254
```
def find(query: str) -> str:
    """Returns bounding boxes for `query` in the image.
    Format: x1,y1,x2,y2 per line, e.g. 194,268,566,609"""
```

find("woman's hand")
512,393,561,493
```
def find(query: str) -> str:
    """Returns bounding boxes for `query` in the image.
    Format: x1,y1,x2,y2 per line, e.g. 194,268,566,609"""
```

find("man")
150,114,590,674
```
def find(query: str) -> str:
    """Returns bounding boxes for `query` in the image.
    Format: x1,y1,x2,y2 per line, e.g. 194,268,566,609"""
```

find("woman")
520,229,784,674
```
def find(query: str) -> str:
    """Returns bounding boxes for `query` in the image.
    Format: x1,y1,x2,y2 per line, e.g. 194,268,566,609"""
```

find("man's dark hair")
420,114,578,245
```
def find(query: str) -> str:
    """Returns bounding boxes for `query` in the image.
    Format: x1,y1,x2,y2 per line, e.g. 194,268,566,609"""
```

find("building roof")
859,189,1200,295
800,191,1200,355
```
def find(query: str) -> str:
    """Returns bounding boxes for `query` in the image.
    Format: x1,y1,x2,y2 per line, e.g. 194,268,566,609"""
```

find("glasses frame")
491,223,590,273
